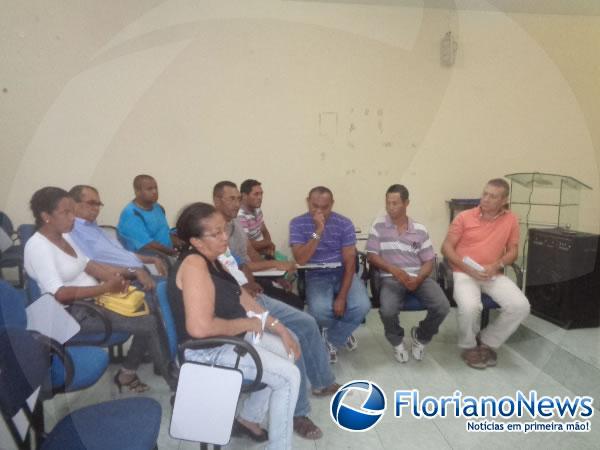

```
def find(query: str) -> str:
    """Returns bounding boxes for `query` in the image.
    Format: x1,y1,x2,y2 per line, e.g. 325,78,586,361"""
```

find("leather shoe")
231,420,269,442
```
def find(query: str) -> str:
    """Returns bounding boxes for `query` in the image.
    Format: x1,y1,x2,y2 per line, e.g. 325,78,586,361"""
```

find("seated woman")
24,186,172,392
169,202,300,450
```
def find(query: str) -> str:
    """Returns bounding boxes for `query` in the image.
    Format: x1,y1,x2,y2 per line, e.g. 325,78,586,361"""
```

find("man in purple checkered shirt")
366,184,449,363
289,186,371,363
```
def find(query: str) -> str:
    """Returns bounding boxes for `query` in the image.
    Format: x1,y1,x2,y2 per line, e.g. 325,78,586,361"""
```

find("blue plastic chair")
0,280,109,394
0,213,27,287
0,328,162,450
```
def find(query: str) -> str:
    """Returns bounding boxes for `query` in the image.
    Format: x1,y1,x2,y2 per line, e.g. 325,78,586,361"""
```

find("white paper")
297,262,342,270
463,256,485,272
252,269,286,277
26,294,81,344
463,256,496,280
145,263,159,276
246,310,268,344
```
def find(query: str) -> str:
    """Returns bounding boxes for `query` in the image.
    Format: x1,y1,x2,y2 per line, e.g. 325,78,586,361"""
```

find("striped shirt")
366,215,435,277
289,212,356,277
237,206,264,241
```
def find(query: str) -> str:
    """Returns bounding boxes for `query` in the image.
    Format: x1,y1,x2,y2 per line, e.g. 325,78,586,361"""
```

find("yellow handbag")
96,287,149,317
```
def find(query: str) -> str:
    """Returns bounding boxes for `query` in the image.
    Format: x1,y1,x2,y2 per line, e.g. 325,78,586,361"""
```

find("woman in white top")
24,186,172,392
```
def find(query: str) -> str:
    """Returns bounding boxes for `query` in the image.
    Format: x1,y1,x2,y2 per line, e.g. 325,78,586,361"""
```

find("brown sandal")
312,382,341,397
114,371,150,393
293,416,323,440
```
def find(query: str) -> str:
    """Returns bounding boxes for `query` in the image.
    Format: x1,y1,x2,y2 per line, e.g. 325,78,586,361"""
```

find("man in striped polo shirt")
290,186,371,363
367,184,449,363
238,179,276,258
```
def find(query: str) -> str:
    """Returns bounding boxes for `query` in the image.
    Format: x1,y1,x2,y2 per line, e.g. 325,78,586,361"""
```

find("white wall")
2,0,599,256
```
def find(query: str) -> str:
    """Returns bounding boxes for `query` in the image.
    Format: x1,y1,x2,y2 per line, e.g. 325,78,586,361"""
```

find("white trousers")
453,272,530,349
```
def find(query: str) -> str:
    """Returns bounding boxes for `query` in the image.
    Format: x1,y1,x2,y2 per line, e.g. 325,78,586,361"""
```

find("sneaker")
461,347,487,369
394,342,409,363
326,341,338,364
410,327,425,361
321,328,338,364
345,334,358,351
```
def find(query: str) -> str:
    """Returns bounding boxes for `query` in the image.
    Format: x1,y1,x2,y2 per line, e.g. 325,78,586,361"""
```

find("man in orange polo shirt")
442,178,530,369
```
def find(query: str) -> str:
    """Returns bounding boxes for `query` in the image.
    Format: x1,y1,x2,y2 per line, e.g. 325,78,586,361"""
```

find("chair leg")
109,343,125,363
32,400,46,448
480,308,490,329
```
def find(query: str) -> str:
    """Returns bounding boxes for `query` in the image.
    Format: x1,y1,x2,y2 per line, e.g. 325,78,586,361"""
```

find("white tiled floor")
41,309,600,450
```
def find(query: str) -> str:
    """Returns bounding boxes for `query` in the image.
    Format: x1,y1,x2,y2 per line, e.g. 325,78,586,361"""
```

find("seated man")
69,185,168,289
212,181,339,440
215,181,304,310
238,179,276,258
117,175,180,259
289,186,371,363
366,184,449,362
442,178,530,369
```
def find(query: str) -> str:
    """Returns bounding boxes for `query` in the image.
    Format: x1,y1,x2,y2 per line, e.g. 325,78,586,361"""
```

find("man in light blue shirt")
117,175,180,257
69,185,167,290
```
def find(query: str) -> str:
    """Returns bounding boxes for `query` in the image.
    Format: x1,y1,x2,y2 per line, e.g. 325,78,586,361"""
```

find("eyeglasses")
202,229,228,239
83,200,104,208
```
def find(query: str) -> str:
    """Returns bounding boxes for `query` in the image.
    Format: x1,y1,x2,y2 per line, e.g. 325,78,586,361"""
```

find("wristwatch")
311,232,321,240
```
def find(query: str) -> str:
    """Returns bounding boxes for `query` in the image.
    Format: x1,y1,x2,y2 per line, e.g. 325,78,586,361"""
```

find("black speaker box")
526,228,600,329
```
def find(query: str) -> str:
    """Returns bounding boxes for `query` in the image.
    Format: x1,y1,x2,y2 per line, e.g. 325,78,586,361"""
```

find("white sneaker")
411,327,425,361
394,342,409,363
326,340,338,364
345,334,358,351
322,328,338,364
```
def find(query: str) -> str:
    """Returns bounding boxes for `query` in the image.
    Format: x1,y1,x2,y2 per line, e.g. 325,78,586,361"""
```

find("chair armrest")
358,251,369,283
505,263,523,289
179,336,263,393
67,300,113,346
368,265,382,305
30,331,74,391
437,259,456,306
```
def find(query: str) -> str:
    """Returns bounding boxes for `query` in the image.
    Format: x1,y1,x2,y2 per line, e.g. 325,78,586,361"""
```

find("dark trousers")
257,278,305,310
378,277,450,346
68,302,170,374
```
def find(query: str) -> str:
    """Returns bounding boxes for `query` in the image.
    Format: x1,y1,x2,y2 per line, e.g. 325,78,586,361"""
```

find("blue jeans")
257,294,335,417
305,273,371,348
185,333,300,450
